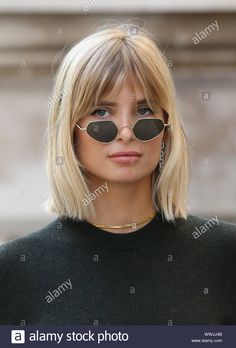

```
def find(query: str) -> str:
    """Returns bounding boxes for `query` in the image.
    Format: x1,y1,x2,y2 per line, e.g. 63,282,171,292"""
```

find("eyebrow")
92,99,149,107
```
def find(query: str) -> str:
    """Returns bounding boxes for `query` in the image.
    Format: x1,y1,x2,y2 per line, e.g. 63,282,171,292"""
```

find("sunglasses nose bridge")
119,124,133,130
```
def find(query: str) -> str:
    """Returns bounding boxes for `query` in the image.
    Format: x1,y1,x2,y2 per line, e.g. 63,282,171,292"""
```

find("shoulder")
177,214,236,240
0,217,61,269
166,214,236,284
170,214,236,257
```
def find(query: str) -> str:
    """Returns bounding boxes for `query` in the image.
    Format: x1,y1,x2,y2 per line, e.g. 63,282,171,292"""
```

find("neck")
86,175,156,233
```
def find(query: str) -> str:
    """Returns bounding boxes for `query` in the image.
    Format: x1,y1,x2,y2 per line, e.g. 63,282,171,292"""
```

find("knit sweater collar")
57,212,164,251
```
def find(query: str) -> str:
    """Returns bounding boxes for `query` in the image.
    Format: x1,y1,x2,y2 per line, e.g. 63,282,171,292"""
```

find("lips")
109,151,141,157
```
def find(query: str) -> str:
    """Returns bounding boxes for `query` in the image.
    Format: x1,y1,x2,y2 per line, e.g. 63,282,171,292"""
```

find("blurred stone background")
0,0,236,244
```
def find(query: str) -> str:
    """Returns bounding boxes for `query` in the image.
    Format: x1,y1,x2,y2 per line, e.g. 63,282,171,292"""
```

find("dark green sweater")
0,213,236,325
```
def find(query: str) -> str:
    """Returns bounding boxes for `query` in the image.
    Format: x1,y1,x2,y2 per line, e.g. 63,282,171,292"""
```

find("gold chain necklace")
91,212,156,230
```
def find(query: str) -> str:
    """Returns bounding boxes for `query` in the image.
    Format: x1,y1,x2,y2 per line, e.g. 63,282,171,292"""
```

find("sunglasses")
75,114,171,144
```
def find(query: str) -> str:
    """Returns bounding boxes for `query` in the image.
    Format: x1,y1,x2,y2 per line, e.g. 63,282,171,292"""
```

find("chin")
104,171,148,183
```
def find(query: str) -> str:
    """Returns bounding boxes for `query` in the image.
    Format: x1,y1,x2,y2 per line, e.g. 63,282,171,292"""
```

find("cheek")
75,132,103,166
143,138,162,165
74,131,87,162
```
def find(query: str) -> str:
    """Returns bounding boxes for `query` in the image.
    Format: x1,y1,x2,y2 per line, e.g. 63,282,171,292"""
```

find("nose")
117,123,135,142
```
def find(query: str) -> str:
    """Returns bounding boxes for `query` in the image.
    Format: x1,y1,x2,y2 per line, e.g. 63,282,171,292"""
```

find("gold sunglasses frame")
75,114,171,144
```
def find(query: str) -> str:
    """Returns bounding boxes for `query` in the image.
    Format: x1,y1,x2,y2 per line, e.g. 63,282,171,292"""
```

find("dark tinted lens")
87,121,118,143
133,118,164,141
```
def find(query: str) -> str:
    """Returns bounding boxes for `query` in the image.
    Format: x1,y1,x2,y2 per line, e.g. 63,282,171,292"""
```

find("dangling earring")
159,142,165,172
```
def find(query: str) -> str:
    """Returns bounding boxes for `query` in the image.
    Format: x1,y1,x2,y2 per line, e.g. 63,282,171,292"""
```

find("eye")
138,107,154,116
90,108,111,118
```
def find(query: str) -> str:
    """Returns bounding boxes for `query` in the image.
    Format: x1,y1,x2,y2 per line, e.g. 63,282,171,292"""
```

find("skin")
74,75,167,233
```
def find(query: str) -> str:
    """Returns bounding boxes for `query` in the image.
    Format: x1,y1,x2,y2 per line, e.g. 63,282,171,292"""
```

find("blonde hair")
43,22,190,222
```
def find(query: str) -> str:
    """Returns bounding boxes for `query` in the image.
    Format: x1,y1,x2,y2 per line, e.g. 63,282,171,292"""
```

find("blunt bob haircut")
43,23,190,223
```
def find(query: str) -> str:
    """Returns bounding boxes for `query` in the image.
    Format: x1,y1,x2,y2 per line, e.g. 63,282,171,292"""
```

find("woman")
0,23,235,325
